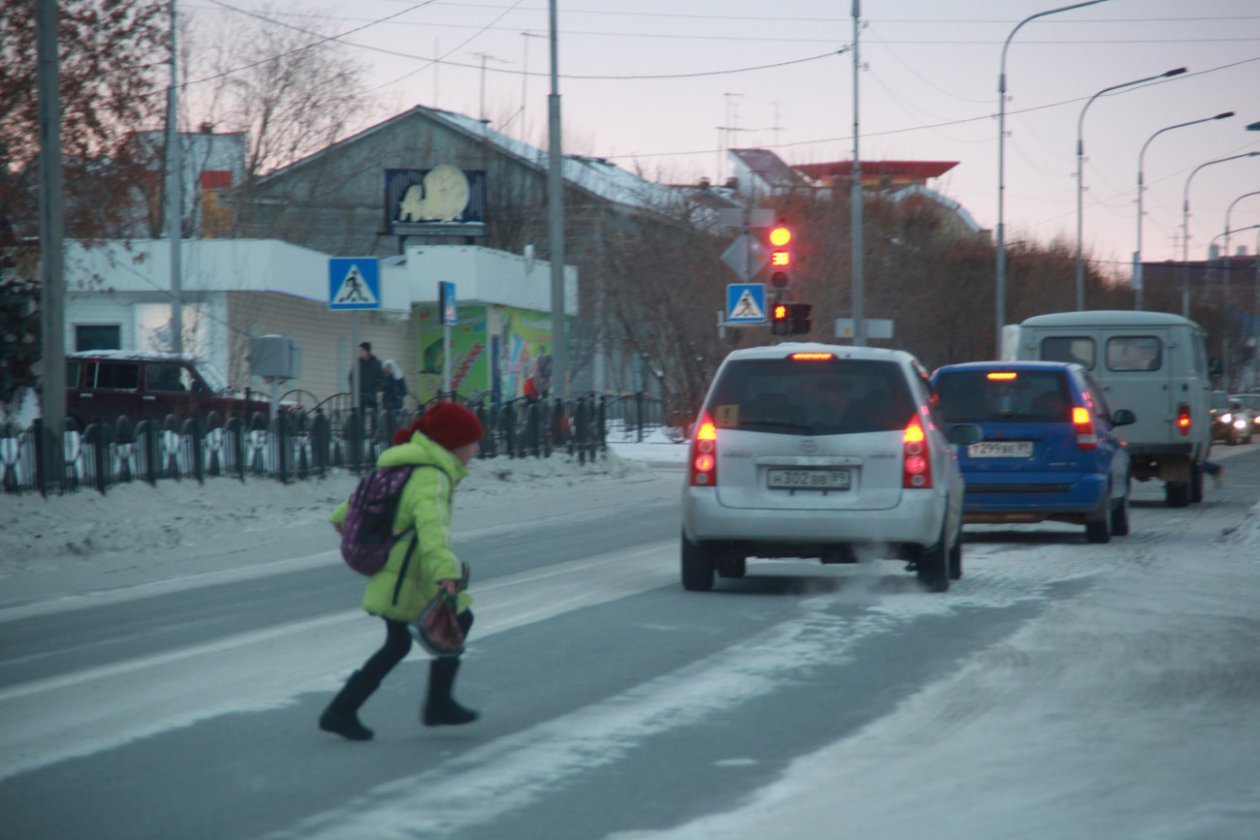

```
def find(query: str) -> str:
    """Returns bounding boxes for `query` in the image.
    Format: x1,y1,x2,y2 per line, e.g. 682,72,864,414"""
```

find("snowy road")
1,448,1259,839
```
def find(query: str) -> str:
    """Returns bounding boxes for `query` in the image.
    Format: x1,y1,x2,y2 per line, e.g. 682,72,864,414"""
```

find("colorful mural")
412,303,554,403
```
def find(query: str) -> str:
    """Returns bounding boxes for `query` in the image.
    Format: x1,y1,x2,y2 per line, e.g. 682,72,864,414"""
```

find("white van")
1012,310,1211,507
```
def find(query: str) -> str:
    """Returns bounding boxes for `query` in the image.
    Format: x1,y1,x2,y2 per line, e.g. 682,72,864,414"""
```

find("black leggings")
360,610,474,685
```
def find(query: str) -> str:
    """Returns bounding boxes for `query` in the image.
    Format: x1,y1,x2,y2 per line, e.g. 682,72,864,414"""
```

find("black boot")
423,658,479,727
319,670,379,741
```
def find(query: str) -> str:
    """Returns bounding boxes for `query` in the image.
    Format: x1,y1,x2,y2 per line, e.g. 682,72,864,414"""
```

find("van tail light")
902,417,933,489
1175,403,1192,437
1072,406,1098,450
689,413,718,487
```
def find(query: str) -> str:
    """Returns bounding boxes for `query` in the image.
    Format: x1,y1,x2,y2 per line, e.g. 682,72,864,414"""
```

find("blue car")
931,361,1135,543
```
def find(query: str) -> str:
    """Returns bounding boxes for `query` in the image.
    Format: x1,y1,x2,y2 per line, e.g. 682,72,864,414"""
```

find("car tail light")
902,417,933,489
689,414,718,487
1072,406,1098,449
1175,403,1192,437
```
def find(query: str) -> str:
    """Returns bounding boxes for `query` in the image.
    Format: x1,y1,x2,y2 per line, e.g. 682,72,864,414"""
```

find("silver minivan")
681,343,978,593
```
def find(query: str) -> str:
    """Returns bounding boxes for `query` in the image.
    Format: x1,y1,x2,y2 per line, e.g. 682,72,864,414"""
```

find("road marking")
0,541,676,782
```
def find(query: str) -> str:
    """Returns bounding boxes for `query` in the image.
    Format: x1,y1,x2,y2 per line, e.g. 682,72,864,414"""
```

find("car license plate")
968,441,1034,458
767,469,851,490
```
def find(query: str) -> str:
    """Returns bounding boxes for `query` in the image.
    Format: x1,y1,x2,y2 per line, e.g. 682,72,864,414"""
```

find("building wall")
225,291,413,406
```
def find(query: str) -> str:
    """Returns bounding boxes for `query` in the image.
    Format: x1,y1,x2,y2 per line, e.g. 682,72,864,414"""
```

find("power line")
603,55,1260,161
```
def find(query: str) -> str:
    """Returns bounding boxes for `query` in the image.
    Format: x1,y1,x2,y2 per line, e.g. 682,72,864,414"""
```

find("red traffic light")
769,225,791,247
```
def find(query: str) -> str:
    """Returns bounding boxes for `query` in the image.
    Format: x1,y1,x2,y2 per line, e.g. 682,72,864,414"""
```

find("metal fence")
0,392,669,496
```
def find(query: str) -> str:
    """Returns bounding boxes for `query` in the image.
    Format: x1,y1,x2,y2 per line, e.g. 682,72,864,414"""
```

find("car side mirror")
946,424,983,446
1209,357,1224,378
1111,408,1136,426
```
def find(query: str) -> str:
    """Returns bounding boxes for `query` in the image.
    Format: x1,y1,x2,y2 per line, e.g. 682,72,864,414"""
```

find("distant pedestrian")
382,359,407,412
350,342,385,412
319,401,485,741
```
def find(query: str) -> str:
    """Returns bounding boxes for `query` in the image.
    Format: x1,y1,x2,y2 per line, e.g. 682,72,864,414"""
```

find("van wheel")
1165,481,1191,508
1190,465,1204,504
917,527,951,592
681,532,716,592
717,557,746,579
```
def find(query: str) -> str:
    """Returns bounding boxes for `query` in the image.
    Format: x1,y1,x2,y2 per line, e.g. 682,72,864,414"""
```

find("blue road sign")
440,281,457,325
329,258,381,310
726,283,767,324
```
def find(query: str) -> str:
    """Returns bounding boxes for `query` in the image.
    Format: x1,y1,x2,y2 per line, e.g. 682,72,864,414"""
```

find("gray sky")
198,1,1260,274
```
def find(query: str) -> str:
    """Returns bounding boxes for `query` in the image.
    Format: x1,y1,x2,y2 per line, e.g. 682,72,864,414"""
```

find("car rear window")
935,370,1071,423
705,357,916,435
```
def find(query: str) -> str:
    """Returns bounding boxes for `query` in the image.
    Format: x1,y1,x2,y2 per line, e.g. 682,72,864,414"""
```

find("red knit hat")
407,401,483,451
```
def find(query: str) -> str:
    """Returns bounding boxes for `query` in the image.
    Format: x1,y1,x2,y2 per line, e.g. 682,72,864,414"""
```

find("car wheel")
681,531,716,592
1110,490,1131,537
948,526,964,581
1086,498,1112,543
717,557,746,579
917,527,951,593
1190,464,1205,504
1165,480,1191,508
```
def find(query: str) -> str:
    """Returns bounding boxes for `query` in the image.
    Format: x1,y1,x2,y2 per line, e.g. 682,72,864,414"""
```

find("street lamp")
1220,193,1260,385
995,0,1109,356
1075,67,1186,311
1181,151,1260,317
1134,111,1234,310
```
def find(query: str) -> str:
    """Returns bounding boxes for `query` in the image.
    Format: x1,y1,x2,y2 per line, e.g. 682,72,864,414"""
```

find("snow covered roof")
255,105,684,218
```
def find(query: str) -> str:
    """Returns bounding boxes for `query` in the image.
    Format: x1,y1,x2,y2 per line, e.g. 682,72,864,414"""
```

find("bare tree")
186,4,370,179
1,0,167,400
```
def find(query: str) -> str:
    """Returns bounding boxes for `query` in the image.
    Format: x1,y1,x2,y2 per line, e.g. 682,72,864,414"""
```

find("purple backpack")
339,466,415,576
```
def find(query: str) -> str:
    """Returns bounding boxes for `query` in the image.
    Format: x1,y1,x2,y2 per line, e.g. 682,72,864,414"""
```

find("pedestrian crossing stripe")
730,289,764,320
333,265,378,306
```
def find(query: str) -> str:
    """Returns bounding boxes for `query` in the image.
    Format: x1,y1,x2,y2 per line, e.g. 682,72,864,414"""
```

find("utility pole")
36,0,65,489
850,0,865,346
547,0,567,399
165,0,183,354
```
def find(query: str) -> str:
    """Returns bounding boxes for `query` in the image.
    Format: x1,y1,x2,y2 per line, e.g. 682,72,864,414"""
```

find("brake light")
1176,403,1191,436
690,414,718,486
902,417,933,489
790,352,835,361
1072,405,1098,449
986,371,1018,381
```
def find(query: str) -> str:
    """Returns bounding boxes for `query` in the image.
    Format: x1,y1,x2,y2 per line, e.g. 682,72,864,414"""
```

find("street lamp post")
1181,151,1260,317
1221,195,1260,387
1076,67,1186,311
1134,111,1234,310
996,0,1109,357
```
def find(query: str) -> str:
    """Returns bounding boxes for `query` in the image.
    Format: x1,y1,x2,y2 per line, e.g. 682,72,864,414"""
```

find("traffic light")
771,302,790,335
787,302,812,335
768,221,791,289
771,302,811,336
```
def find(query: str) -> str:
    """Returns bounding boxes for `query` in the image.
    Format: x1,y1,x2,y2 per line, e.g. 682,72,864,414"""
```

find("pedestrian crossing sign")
726,283,767,324
329,258,381,310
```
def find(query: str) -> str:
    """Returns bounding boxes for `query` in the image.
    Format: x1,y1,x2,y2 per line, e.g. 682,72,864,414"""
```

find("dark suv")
66,352,271,427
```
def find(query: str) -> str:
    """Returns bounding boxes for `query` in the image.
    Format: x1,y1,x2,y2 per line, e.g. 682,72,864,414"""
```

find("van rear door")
1089,329,1175,447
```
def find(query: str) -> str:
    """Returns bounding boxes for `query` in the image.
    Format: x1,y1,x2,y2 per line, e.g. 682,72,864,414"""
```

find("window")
94,362,139,391
1106,336,1161,372
74,324,120,351
935,370,1071,424
707,358,915,435
145,363,191,392
1041,337,1095,369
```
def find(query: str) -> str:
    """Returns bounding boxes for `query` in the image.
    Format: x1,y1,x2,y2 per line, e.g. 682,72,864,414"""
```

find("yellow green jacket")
331,433,471,621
